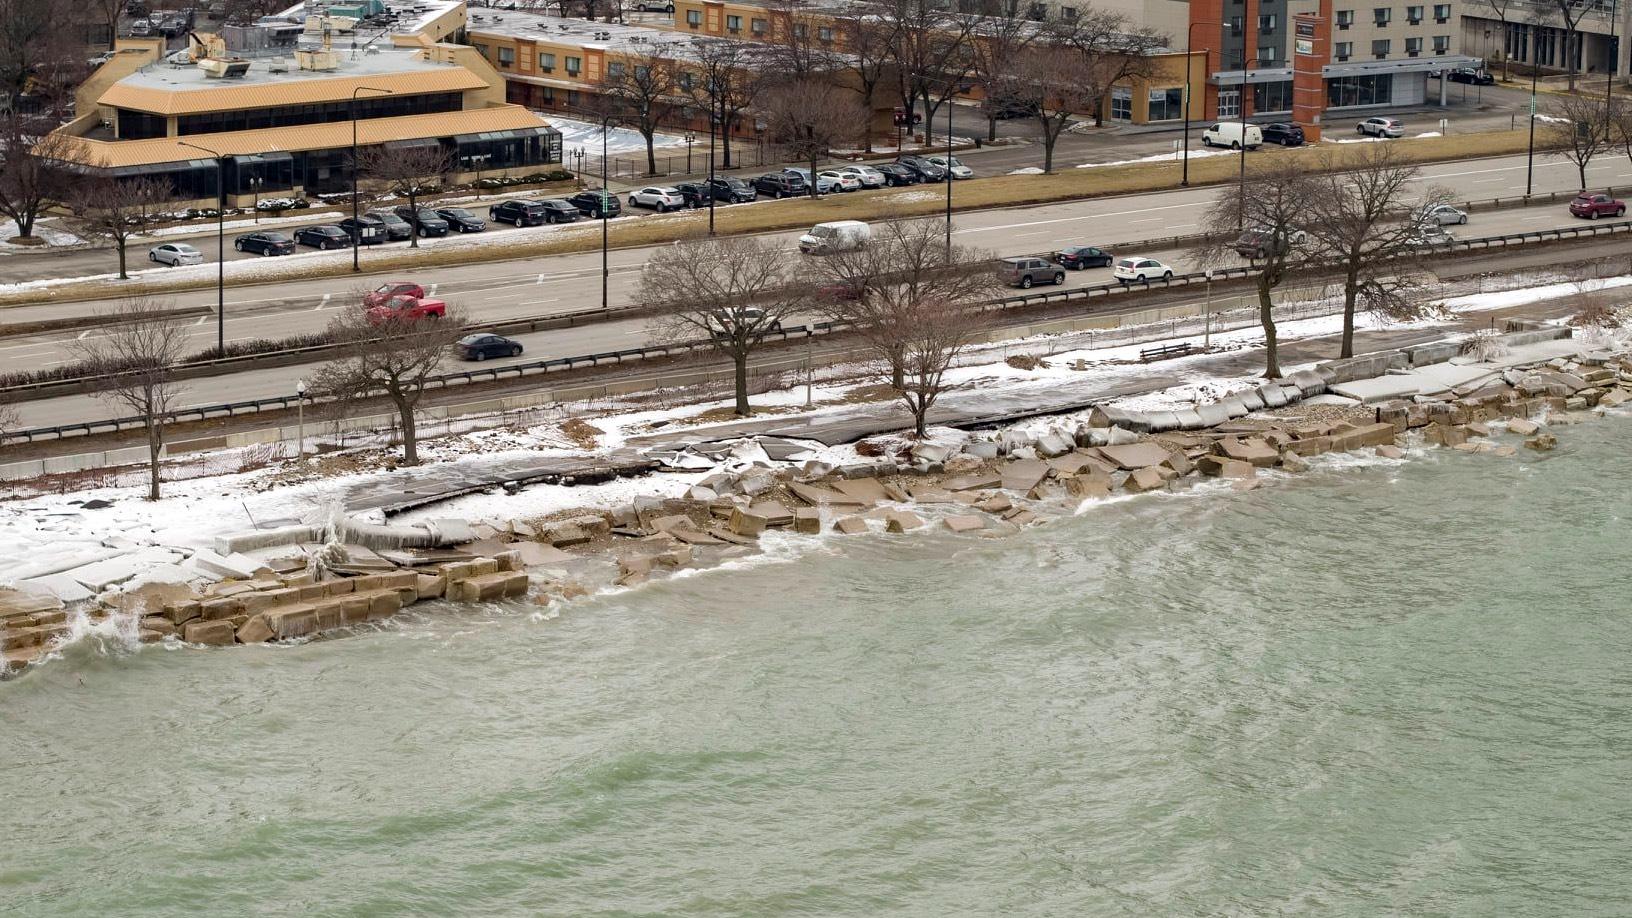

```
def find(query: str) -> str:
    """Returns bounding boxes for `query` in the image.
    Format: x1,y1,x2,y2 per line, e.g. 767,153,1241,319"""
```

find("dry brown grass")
0,129,1553,310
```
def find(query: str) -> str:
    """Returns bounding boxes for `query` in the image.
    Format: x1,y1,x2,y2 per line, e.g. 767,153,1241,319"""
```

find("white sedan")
1113,256,1173,283
628,186,686,212
819,170,863,192
148,242,204,266
1415,203,1468,226
834,165,885,188
927,154,974,179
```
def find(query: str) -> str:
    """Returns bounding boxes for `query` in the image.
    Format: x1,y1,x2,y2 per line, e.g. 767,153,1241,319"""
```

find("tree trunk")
145,418,163,501
407,191,419,248
1341,272,1360,359
721,117,735,168
733,351,751,416
1501,25,1511,81
914,402,928,438
1578,160,1588,188
987,114,998,142
394,394,420,465
1041,124,1057,173
890,351,905,390
810,153,820,199
16,211,36,239
117,239,128,280
1259,280,1280,378
645,130,658,176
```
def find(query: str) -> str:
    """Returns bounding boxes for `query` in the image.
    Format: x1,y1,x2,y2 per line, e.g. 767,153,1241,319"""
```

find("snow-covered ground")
0,218,84,251
1076,147,1237,169
546,114,687,160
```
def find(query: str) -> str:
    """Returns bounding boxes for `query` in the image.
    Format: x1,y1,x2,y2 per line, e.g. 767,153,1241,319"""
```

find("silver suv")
998,256,1065,289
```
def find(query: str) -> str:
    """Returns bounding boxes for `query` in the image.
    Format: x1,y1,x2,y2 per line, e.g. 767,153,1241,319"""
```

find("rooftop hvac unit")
198,57,251,78
268,57,290,71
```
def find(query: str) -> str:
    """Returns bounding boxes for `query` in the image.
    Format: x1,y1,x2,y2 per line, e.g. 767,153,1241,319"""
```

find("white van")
1201,122,1263,150
799,220,871,255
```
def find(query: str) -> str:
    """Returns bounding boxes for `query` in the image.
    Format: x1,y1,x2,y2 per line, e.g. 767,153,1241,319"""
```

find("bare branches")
763,79,868,197
66,174,169,280
310,300,467,466
894,289,989,438
966,0,1038,142
1469,0,1518,80
883,0,980,128
0,118,81,242
1052,10,1168,129
69,299,189,500
640,236,802,416
1548,92,1614,187
603,50,683,176
358,142,451,248
1012,45,1096,173
688,37,767,169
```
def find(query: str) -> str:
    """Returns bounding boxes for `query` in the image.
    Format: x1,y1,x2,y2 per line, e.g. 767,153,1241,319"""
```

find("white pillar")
1439,70,1447,105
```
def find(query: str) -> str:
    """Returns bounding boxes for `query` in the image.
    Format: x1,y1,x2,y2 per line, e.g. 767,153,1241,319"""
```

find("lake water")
4,420,1629,916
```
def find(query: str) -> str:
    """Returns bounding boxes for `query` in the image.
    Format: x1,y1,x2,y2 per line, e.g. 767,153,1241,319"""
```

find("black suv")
488,199,550,226
897,155,947,182
567,190,622,218
706,176,756,203
752,172,806,199
1447,67,1494,85
1261,122,1305,146
366,209,413,241
875,163,921,187
536,199,580,223
674,182,714,208
233,231,294,256
337,215,388,245
435,207,486,233
393,206,449,237
295,225,352,249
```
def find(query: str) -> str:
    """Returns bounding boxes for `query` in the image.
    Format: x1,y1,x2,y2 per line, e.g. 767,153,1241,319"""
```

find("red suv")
366,295,446,325
1569,192,1626,219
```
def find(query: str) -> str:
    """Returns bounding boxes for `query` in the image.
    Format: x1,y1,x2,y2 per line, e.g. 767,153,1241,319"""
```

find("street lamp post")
707,102,718,236
685,132,695,172
249,177,263,222
945,96,954,259
1608,0,1620,107
1237,57,1264,229
350,85,390,272
1181,21,1219,187
1203,268,1215,349
177,140,226,355
1526,53,1541,196
295,379,307,461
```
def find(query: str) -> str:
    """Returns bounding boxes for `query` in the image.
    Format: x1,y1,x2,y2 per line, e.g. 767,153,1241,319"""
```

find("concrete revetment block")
1122,466,1168,493
1196,456,1256,479
884,511,925,533
200,597,245,622
183,620,235,646
236,614,274,644
729,508,768,537
833,517,870,535
793,508,821,534
942,515,986,533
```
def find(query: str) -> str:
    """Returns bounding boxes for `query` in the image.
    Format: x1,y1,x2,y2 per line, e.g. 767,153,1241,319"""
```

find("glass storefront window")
1326,73,1394,107
1147,88,1184,121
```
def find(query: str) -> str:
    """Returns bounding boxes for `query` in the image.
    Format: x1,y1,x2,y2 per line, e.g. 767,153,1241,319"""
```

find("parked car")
393,206,450,237
363,281,427,308
817,279,864,301
998,256,1065,289
1407,224,1456,247
435,207,486,233
632,0,673,10
337,215,387,245
752,172,807,199
488,199,551,226
1415,203,1468,226
819,170,863,192
1446,67,1495,85
148,242,202,266
1113,256,1173,283
535,199,582,223
783,168,839,194
799,220,871,254
673,182,714,208
455,333,524,361
706,306,781,339
366,209,414,241
1054,245,1113,269
1261,122,1305,147
1201,122,1262,149
706,176,757,203
628,186,687,211
925,154,973,179
1357,117,1405,138
567,189,622,218
233,231,295,256
1233,227,1307,259
833,164,885,188
129,17,153,35
991,98,1040,120
874,163,921,187
366,295,446,324
295,225,352,250
897,155,948,182
1569,191,1626,219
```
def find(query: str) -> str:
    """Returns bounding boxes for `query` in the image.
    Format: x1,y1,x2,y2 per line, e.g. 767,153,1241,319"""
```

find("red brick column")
1291,2,1332,140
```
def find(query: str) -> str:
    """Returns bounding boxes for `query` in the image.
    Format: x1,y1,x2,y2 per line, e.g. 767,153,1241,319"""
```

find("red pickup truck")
366,294,446,325
363,280,427,307
1569,192,1626,220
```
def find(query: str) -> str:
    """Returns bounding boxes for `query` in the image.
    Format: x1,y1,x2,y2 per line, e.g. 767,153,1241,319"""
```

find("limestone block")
1279,452,1311,472
339,595,372,625
882,511,924,533
1215,437,1279,467
729,508,768,537
200,596,246,622
161,600,202,627
831,478,890,504
1506,418,1540,435
415,573,447,599
1063,475,1112,499
1162,450,1193,477
236,614,274,644
183,619,235,646
1034,432,1073,457
944,473,1002,492
793,508,821,534
367,590,403,621
1375,445,1406,459
1231,479,1263,492
546,525,591,547
1000,460,1051,493
942,515,986,533
1096,443,1170,470
833,516,870,535
1525,433,1558,452
1122,466,1168,493
266,606,319,640
1425,423,1469,447
656,545,694,569
974,493,1013,514
1196,456,1256,479
748,502,794,528
313,599,345,632
327,577,358,596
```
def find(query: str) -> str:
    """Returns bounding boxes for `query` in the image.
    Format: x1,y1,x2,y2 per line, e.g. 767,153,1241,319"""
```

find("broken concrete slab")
943,473,1003,492
1095,442,1171,470
885,511,925,533
1122,466,1168,493
793,508,821,534
833,516,870,535
787,482,866,507
831,478,890,504
1000,460,1051,493
942,515,986,533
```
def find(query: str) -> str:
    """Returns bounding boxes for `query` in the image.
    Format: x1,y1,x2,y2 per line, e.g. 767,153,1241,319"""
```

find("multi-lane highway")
4,151,1630,432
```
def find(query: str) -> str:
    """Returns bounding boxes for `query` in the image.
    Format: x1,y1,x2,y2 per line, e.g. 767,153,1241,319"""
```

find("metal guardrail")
5,217,1629,446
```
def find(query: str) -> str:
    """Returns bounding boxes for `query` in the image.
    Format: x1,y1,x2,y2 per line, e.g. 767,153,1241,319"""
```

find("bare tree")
1196,161,1318,378
1548,92,1614,187
0,116,79,242
1469,0,1519,80
1012,44,1098,173
0,400,19,444
603,50,682,176
311,302,467,466
70,299,189,501
763,78,868,198
358,142,450,249
640,236,802,417
0,0,80,99
837,8,900,151
884,0,979,130
967,0,1039,142
895,293,988,437
87,0,121,49
804,219,999,389
689,38,766,169
66,174,170,280
1530,0,1589,91
765,0,845,77
1304,145,1443,358
1054,10,1168,128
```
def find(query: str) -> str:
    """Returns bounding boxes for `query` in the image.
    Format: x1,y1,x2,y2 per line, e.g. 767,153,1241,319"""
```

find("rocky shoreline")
4,330,1628,681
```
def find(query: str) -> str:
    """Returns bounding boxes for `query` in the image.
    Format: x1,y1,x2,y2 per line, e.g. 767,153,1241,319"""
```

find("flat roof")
102,50,487,115
465,9,772,63
270,0,465,38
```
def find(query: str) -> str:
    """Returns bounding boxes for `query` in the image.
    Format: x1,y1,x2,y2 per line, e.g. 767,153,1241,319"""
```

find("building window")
1372,38,1391,57
1373,7,1391,24
607,61,624,78
116,108,167,139
1110,86,1132,120
1433,34,1450,52
539,52,556,72
175,92,461,135
818,26,833,41
1404,36,1421,55
1253,80,1292,112
1335,41,1352,60
794,22,807,38
1229,15,1243,34
565,56,581,75
1147,87,1183,120
726,14,741,32
1258,45,1276,63
1336,9,1353,29
685,9,701,26
1407,4,1422,23
1027,1,1046,18
1258,14,1277,30
542,86,555,103
1217,88,1240,118
1061,6,1077,20
1433,3,1449,21
678,71,693,89
751,17,767,32
1328,72,1393,106
497,46,514,68
567,90,580,106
